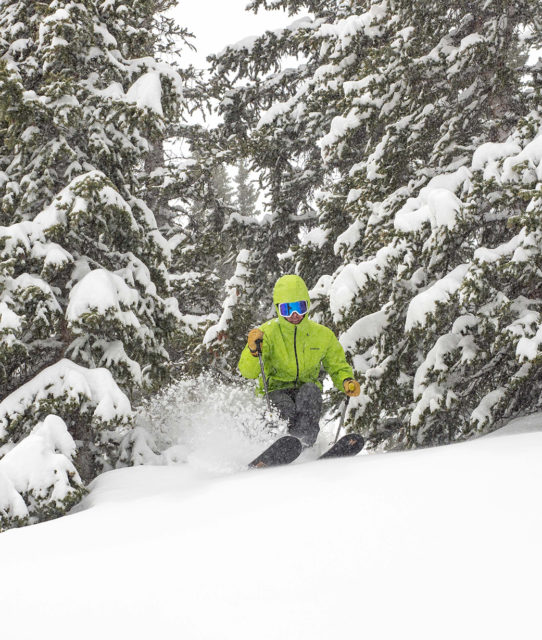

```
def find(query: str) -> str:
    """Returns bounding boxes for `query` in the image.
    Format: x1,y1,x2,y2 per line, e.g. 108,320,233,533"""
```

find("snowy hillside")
0,409,540,640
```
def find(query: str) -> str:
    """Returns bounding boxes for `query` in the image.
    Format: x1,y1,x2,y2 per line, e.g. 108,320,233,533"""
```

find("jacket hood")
273,275,311,329
273,275,311,306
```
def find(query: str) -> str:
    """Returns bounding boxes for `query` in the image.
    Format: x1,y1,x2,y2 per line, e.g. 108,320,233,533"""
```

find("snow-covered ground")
0,390,540,639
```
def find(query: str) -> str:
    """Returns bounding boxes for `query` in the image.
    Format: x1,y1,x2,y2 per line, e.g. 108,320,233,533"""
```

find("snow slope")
0,414,541,640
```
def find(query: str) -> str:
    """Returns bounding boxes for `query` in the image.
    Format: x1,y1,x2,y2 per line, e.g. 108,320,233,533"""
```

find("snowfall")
0,377,540,640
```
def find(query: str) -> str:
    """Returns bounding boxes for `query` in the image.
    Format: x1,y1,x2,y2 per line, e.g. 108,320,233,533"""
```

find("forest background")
0,0,541,529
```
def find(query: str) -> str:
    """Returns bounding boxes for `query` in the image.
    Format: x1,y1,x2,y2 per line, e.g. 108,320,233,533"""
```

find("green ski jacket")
238,275,353,393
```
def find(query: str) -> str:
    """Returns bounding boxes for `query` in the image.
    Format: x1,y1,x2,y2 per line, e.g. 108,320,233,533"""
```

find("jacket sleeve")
321,330,354,390
238,342,261,379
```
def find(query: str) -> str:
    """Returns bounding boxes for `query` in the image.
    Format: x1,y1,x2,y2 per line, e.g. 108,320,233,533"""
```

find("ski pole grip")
255,338,263,355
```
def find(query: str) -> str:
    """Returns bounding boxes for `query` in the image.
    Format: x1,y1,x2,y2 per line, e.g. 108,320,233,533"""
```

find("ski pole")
256,338,271,413
333,396,350,444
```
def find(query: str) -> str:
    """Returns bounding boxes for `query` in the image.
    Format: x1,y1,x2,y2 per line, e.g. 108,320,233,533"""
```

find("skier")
238,274,361,448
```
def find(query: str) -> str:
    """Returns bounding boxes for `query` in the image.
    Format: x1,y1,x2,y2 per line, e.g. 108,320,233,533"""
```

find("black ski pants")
268,382,322,447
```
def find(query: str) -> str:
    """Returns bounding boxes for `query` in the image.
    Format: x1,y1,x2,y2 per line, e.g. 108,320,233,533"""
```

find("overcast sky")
170,0,293,67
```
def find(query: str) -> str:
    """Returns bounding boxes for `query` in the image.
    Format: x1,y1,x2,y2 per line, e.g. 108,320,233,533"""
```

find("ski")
319,433,365,460
249,432,365,469
248,435,303,469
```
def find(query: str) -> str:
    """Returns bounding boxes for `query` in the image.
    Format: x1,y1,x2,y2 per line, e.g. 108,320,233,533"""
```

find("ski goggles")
278,300,308,318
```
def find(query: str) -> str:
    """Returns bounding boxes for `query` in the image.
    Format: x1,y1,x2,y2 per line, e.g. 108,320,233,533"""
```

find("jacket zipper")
294,326,299,386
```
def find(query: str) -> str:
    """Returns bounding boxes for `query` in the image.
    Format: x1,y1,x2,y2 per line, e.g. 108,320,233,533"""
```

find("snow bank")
0,414,540,639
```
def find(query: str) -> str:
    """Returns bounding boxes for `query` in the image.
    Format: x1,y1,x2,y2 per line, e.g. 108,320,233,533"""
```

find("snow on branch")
126,72,164,117
394,167,471,233
315,2,388,46
0,359,132,444
405,264,469,331
0,415,85,529
67,269,141,329
329,242,406,322
203,250,251,347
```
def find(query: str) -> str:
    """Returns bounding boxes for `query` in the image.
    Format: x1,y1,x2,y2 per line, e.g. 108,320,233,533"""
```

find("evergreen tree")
207,5,337,309
202,248,256,373
166,143,240,375
212,163,235,211
399,53,542,446
317,0,542,447
173,129,264,375
0,0,189,523
210,0,542,448
235,159,258,218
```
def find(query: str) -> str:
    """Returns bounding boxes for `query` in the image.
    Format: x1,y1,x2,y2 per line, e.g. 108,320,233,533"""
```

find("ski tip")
319,432,365,460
